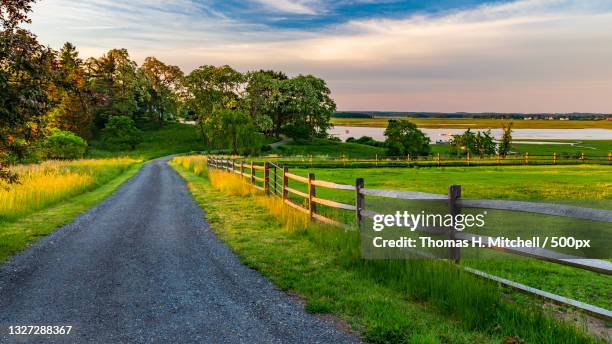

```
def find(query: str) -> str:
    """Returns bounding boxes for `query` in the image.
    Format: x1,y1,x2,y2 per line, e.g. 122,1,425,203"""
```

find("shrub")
103,116,142,150
43,130,88,159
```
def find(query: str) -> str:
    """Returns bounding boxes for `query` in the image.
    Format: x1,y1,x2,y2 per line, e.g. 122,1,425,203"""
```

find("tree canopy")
383,120,431,156
1,0,338,183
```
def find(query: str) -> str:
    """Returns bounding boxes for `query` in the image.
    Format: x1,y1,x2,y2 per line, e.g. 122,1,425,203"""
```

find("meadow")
331,117,612,129
280,165,610,310
171,156,603,343
88,122,208,160
268,138,611,163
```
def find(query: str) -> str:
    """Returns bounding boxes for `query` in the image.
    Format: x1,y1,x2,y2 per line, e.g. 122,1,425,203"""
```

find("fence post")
250,161,255,184
407,153,411,168
580,152,584,162
273,165,277,195
308,173,316,219
264,162,270,195
524,152,529,165
240,161,244,176
375,154,378,167
437,153,441,167
467,152,470,166
496,153,500,166
355,178,364,229
448,184,461,263
553,153,557,165
282,167,288,200
609,152,611,165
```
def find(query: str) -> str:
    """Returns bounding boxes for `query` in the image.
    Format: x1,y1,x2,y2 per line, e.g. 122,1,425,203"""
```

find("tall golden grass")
172,156,310,231
0,158,138,220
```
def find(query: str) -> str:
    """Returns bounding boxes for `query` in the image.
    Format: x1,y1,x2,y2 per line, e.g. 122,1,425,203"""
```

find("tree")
140,56,183,125
242,70,287,135
276,75,336,139
85,49,140,128
450,129,496,157
218,109,262,155
183,65,244,144
103,116,142,150
47,42,93,139
383,120,430,156
498,122,513,156
1,0,56,182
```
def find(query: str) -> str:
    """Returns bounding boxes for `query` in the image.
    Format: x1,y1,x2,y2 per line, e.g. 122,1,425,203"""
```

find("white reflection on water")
329,126,612,143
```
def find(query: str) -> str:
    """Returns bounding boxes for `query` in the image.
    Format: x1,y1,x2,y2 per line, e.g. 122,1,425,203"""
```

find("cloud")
28,0,612,112
250,0,320,14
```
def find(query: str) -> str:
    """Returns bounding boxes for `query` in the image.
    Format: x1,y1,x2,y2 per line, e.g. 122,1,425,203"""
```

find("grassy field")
332,117,612,129
272,138,385,157
431,140,611,157
291,165,611,201
88,122,207,160
274,165,611,310
0,160,142,263
171,157,601,343
265,138,610,161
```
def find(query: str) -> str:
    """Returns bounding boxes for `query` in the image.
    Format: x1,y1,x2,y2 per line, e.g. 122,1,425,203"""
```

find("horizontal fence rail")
206,155,612,320
247,151,612,168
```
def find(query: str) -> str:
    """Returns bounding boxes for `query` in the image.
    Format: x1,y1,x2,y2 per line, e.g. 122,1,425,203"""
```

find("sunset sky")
28,0,612,113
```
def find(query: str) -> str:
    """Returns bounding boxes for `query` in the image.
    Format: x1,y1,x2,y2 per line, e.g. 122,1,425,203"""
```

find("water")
329,126,612,143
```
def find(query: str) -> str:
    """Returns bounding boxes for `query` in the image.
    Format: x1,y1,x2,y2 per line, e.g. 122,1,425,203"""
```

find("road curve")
0,157,359,344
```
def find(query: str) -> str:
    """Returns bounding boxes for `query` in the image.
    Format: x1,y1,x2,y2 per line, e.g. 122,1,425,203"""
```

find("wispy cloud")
28,0,612,112
250,0,320,15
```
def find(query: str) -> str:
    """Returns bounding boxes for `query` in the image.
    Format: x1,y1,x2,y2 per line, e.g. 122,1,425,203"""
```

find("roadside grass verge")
1,158,139,220
171,156,599,344
0,161,141,263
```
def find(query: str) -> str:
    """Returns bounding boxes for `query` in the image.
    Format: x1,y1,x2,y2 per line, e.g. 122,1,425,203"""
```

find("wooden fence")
253,152,612,169
206,156,612,320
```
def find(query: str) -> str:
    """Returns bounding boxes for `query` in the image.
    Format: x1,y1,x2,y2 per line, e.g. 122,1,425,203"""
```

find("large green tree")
1,0,55,181
276,75,335,139
140,56,183,126
384,119,431,156
85,48,141,128
46,42,93,139
183,65,244,144
242,70,287,135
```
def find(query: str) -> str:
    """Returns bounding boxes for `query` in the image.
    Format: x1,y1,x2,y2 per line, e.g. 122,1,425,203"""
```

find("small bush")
103,116,142,150
43,130,88,159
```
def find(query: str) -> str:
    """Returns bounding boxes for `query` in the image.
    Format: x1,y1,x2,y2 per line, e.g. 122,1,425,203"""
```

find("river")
329,126,612,143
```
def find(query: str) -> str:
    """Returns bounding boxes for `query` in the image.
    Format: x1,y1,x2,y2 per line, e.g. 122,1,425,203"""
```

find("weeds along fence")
255,152,612,168
206,156,612,320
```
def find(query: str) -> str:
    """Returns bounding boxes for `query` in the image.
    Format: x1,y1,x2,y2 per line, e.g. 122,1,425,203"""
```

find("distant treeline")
333,112,611,120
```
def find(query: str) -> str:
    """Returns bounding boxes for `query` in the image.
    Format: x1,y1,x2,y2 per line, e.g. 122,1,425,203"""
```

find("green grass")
332,117,612,129
171,161,600,344
430,140,611,157
88,122,207,160
272,138,385,157
0,163,142,263
292,165,611,201
277,165,611,310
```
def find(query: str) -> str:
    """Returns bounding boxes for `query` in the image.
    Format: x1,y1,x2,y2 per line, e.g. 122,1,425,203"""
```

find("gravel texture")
0,157,360,344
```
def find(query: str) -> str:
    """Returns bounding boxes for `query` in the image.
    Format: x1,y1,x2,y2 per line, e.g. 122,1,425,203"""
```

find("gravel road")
0,157,359,344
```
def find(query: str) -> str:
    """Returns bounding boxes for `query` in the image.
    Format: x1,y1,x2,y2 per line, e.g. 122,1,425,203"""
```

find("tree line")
1,0,336,182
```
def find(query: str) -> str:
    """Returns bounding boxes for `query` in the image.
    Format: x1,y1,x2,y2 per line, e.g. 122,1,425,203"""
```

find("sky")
28,0,612,113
